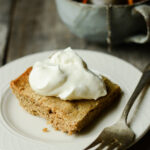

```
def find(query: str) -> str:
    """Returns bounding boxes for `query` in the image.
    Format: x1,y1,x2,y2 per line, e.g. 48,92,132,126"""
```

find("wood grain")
0,0,12,65
6,0,88,62
6,0,150,70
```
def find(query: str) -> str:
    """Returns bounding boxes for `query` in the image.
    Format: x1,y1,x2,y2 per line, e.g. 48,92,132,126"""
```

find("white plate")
0,50,150,150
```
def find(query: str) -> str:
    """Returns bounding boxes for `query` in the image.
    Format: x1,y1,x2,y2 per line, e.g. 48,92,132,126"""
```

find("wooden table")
0,0,150,149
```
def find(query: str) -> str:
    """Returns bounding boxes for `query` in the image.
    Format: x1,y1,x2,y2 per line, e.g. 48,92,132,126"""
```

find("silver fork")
85,64,150,150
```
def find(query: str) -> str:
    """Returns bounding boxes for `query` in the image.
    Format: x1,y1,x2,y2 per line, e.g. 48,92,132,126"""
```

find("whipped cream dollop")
29,47,107,100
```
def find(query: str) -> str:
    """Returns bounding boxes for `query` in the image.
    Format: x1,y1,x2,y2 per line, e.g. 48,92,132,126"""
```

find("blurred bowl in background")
55,0,150,44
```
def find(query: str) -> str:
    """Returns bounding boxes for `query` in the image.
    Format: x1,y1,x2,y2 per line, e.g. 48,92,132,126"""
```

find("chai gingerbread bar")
10,67,121,134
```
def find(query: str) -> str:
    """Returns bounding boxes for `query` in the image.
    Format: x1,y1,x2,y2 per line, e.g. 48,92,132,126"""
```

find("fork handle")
121,64,150,122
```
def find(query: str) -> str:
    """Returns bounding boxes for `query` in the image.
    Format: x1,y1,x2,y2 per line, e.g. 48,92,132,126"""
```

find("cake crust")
10,67,121,134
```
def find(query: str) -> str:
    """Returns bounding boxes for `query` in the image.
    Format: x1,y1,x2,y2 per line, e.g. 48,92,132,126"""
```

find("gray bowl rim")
65,0,150,8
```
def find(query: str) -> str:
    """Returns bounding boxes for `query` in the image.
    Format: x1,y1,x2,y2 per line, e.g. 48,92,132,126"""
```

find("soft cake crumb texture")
10,67,121,134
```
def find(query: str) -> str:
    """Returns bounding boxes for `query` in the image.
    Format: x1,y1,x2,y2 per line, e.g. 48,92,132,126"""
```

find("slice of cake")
10,67,121,134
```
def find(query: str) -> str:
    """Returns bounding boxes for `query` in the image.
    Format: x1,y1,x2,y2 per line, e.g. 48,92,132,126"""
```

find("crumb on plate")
42,128,49,132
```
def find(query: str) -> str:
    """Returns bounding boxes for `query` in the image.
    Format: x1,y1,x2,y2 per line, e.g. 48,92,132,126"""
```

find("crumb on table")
42,128,49,132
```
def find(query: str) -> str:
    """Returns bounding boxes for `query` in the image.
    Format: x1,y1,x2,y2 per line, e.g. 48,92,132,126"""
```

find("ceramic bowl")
55,0,150,44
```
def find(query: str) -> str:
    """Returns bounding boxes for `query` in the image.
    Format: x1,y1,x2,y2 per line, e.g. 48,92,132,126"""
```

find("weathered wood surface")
0,0,12,65
6,0,88,62
0,0,150,149
5,0,150,71
0,0,149,69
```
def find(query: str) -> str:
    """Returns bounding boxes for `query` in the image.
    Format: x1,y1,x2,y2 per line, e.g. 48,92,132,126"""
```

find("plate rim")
1,49,149,150
0,49,142,73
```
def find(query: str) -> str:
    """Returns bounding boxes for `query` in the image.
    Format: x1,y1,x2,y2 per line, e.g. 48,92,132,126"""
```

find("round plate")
0,50,150,150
